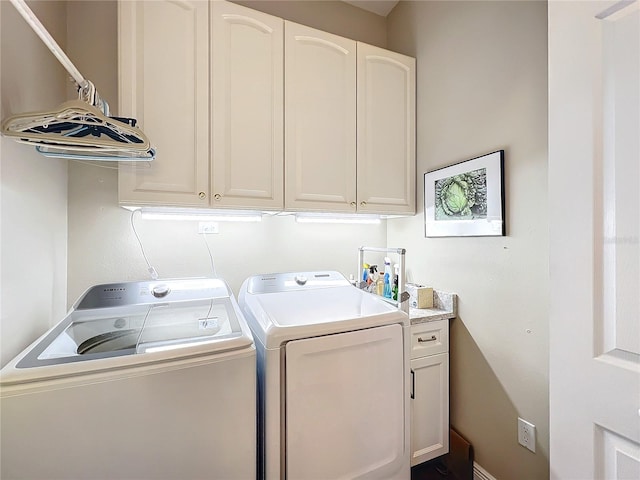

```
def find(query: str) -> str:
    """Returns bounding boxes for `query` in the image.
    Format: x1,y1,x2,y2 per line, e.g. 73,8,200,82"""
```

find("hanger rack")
1,0,155,162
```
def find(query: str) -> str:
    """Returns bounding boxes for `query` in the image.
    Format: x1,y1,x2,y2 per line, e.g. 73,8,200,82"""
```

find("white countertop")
409,290,457,325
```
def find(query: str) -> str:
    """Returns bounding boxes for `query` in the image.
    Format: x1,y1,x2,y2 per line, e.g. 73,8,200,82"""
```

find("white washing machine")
239,271,410,480
0,278,256,480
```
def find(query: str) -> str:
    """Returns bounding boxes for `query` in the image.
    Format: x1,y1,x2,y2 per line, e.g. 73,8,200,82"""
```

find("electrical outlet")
518,417,536,453
198,222,219,234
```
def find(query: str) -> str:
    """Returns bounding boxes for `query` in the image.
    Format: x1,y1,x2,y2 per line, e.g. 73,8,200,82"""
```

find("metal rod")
358,246,406,255
10,0,87,89
357,248,365,286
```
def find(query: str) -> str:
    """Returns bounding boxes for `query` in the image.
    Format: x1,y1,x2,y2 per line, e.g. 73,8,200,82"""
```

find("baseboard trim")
473,462,497,480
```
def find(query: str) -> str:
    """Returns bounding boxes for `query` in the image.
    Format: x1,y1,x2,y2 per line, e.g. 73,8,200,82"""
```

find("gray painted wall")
386,2,549,478
1,0,68,367
234,0,387,48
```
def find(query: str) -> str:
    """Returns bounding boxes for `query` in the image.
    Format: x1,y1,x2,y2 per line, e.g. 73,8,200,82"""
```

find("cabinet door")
411,353,449,466
285,22,357,212
211,2,283,210
357,43,416,214
118,0,209,207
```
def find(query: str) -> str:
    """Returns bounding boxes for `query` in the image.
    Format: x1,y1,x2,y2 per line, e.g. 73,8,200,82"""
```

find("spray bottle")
368,265,377,286
392,264,399,301
383,257,392,299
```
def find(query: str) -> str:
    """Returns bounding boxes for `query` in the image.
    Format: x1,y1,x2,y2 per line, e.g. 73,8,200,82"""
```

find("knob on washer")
152,284,170,298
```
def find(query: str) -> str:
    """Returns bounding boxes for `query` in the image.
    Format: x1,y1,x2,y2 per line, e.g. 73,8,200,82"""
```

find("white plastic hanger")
3,100,153,155
1,0,155,162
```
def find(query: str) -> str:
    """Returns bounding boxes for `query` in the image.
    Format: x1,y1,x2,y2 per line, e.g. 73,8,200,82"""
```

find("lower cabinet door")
411,352,449,466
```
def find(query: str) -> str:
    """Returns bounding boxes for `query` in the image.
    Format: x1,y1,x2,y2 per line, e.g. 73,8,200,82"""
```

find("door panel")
599,1,640,362
549,1,640,478
285,21,357,211
357,43,416,215
285,324,405,479
410,353,449,466
118,0,209,206
211,2,283,209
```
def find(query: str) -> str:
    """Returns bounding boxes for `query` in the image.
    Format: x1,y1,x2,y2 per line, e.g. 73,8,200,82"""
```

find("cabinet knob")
214,193,222,201
198,192,206,200
360,201,367,207
350,202,356,208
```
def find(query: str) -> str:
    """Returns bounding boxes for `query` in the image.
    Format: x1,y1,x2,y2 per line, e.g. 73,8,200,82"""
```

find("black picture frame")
424,150,505,237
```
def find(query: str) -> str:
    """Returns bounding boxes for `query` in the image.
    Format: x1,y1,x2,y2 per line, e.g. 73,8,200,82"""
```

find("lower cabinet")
410,320,450,466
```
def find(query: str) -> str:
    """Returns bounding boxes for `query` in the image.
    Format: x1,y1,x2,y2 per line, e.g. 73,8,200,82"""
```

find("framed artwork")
424,150,505,237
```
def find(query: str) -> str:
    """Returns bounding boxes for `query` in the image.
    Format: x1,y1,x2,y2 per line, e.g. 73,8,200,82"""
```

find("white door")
285,324,407,479
118,0,209,207
211,1,284,210
356,43,416,215
549,1,640,478
284,21,357,212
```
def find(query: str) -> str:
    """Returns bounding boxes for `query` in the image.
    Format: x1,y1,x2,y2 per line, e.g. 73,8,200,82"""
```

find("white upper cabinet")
357,43,416,215
119,0,210,207
119,0,284,210
119,1,415,215
284,22,415,214
284,22,357,212
211,1,283,209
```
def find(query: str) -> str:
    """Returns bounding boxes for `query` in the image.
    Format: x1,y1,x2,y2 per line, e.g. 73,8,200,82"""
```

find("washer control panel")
75,278,230,309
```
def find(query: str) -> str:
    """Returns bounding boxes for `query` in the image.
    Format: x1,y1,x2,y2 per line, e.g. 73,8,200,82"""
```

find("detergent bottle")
376,273,384,296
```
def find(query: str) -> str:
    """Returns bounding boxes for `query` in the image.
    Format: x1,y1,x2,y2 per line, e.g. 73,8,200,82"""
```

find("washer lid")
241,277,407,348
1,295,254,385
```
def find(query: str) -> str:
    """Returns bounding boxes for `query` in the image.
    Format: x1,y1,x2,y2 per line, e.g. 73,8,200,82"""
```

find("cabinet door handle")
198,192,206,199
418,335,437,343
410,369,415,399
360,201,367,207
350,202,356,208
213,193,222,201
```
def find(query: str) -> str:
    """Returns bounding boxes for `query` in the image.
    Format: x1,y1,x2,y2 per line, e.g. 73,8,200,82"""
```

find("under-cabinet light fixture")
130,207,263,222
294,213,381,225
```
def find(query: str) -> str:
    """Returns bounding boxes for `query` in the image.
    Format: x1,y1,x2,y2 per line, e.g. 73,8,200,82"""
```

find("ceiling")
342,0,400,17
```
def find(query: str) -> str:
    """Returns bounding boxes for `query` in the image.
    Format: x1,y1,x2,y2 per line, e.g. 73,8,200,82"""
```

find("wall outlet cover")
198,222,220,234
518,417,536,453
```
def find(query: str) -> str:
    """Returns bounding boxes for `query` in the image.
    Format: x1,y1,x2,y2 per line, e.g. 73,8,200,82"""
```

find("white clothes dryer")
239,271,410,480
0,278,256,480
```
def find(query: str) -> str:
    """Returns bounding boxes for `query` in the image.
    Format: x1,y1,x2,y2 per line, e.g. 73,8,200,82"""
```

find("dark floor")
412,458,461,480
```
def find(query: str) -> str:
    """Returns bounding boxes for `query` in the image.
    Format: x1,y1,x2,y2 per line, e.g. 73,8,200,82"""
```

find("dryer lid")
255,285,402,327
240,272,407,348
245,271,351,294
